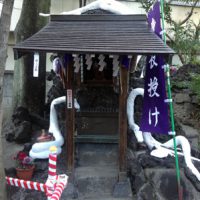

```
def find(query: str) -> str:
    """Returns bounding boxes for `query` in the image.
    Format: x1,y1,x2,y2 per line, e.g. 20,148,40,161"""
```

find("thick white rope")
127,88,200,181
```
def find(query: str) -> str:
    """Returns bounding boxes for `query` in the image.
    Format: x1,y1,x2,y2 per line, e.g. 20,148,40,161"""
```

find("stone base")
113,178,133,198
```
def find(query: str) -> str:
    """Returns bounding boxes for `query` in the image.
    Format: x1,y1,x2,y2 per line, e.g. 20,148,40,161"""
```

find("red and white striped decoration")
46,146,58,197
6,177,47,193
46,178,57,197
48,153,57,180
6,146,68,200
50,182,65,200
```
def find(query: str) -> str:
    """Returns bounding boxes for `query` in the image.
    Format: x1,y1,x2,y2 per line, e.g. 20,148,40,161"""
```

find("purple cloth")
147,1,162,37
140,0,169,134
64,54,73,67
121,55,129,69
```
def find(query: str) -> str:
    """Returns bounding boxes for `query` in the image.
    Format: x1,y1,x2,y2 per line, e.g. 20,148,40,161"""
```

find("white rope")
127,87,200,181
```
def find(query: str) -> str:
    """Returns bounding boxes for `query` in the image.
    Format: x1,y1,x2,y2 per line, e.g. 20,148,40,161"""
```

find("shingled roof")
14,15,174,59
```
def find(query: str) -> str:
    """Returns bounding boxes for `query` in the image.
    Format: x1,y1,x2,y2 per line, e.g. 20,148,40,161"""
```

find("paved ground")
3,137,24,169
4,141,133,200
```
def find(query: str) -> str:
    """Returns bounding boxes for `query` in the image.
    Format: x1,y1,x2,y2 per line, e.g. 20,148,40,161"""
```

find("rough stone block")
174,93,191,103
113,178,132,198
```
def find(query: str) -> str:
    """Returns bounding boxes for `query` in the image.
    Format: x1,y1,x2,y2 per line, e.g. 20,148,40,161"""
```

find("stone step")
71,144,132,200
76,143,118,167
62,182,134,200
66,196,134,200
75,166,118,196
71,196,133,200
75,134,119,143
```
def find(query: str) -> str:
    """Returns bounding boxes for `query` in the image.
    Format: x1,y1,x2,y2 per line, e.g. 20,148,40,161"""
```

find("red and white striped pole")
48,146,57,180
6,177,47,193
46,146,58,199
50,175,68,200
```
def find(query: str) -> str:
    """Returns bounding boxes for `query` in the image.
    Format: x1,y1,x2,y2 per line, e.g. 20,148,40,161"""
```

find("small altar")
13,14,174,180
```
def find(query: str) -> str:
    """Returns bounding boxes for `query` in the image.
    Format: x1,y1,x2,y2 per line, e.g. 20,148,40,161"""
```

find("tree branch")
179,0,199,26
166,32,175,44
166,28,185,64
194,20,200,40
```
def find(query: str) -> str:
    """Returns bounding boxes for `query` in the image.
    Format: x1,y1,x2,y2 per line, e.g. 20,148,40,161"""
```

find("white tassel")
73,54,80,73
98,54,106,71
86,54,94,70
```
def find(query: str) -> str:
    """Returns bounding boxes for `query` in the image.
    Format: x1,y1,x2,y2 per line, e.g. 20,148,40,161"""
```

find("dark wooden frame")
64,57,129,181
65,60,75,173
119,65,129,180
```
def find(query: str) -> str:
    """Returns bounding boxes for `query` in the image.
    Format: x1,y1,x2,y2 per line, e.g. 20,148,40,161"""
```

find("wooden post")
65,60,75,173
118,66,128,181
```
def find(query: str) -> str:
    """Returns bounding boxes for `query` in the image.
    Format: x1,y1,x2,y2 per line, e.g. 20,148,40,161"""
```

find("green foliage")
192,59,200,66
139,0,153,12
189,73,200,103
137,0,200,65
171,80,189,89
169,20,200,64
136,0,172,24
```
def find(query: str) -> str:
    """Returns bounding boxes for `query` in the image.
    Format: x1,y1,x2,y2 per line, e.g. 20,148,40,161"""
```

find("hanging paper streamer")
33,52,39,77
98,54,106,71
140,0,169,134
73,54,80,73
112,55,119,77
86,54,94,70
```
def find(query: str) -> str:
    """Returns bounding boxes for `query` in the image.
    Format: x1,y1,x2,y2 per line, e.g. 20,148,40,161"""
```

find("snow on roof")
61,0,134,15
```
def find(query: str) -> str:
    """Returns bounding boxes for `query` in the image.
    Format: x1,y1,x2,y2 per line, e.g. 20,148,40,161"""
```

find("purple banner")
147,0,162,36
64,54,73,66
140,0,169,134
121,55,129,69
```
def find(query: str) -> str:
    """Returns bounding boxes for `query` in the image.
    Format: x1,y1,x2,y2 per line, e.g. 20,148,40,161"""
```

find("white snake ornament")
29,96,80,159
127,88,200,181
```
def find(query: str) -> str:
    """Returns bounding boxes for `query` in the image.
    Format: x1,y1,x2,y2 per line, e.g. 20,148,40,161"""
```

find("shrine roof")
14,15,174,59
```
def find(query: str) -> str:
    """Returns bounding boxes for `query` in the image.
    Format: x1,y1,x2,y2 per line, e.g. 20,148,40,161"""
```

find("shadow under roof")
14,14,174,59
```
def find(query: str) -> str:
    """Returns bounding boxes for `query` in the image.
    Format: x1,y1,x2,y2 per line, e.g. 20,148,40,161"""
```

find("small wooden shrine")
14,14,174,180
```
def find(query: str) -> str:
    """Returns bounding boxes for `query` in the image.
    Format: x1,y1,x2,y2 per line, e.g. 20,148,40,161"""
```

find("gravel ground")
4,136,69,200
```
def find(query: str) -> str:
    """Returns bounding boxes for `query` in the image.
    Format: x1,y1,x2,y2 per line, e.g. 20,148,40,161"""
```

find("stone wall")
127,65,200,199
171,64,200,149
2,72,53,123
2,72,13,122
